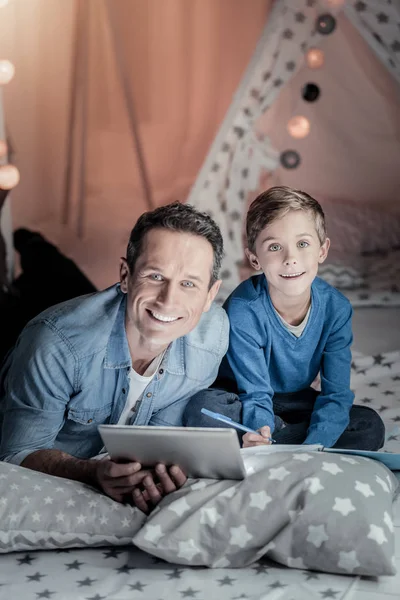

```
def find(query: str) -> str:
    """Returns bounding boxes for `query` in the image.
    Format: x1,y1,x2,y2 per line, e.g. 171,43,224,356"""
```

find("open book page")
240,444,323,476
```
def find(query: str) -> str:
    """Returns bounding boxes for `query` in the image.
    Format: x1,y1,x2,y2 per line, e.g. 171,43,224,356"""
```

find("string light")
0,60,15,85
0,164,20,190
287,116,310,139
306,48,325,69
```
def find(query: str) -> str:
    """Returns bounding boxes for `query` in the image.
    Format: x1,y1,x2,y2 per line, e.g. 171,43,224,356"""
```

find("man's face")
246,210,330,304
120,228,221,350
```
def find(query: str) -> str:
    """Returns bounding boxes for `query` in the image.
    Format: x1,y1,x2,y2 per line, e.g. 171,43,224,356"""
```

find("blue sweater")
220,275,354,447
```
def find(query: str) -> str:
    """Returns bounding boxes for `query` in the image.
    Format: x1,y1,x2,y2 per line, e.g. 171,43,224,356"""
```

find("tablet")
98,425,246,480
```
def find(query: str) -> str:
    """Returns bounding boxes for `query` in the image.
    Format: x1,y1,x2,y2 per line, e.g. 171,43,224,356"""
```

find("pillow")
0,461,146,553
318,260,366,290
134,450,399,576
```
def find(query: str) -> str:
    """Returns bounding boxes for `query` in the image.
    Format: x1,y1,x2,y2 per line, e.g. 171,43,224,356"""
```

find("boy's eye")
150,273,163,281
268,243,281,252
182,281,195,288
298,240,310,248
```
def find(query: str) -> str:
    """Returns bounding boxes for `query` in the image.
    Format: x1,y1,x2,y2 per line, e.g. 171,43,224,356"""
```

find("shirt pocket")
66,404,113,426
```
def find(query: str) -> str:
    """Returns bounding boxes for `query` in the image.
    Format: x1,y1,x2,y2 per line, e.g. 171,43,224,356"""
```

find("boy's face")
245,210,330,305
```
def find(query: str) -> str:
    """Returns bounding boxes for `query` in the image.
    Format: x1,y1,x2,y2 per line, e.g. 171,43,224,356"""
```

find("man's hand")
132,463,186,514
95,459,186,512
242,425,272,448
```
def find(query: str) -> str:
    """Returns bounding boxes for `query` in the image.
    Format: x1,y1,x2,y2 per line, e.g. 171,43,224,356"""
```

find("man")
0,202,228,513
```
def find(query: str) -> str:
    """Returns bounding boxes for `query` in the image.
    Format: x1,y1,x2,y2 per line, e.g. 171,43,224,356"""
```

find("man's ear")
119,257,129,293
318,238,330,264
203,279,222,313
245,248,262,271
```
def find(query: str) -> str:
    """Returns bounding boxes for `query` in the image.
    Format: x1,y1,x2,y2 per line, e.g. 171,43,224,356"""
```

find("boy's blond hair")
246,186,327,252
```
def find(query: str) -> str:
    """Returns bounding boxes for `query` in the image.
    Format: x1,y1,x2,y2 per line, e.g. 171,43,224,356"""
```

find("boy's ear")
245,248,262,271
318,238,330,264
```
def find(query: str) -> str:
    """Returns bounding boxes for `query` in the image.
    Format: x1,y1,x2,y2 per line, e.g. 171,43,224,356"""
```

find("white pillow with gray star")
0,462,146,552
133,450,398,576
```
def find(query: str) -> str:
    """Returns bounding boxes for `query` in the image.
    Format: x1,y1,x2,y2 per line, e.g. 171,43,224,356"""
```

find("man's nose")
157,282,179,306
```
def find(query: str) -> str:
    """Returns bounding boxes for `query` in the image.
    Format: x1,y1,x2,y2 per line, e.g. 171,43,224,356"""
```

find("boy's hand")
242,425,272,448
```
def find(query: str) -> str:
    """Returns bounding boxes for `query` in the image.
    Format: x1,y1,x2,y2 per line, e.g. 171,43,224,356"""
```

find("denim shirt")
0,284,229,464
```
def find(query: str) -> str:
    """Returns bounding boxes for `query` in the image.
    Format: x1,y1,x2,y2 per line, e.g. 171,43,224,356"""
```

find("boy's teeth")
150,311,179,322
281,273,303,278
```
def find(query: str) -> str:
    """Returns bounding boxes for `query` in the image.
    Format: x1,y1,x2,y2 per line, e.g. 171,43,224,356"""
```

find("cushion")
134,450,399,576
0,461,146,552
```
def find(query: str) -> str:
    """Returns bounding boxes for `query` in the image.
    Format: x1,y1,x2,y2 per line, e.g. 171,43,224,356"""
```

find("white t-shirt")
117,352,165,425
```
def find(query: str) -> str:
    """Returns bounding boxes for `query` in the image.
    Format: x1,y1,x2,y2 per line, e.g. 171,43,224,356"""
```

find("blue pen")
201,408,275,442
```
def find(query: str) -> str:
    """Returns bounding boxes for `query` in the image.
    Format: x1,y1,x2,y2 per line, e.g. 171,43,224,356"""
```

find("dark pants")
183,388,386,451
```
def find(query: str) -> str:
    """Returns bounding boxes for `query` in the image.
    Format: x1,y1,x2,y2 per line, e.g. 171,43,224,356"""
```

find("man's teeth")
150,311,179,322
281,272,303,278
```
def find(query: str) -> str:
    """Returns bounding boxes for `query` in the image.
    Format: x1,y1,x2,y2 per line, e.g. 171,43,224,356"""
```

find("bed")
0,252,399,600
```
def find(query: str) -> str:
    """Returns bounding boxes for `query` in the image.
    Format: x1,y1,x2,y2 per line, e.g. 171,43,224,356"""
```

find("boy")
184,186,384,450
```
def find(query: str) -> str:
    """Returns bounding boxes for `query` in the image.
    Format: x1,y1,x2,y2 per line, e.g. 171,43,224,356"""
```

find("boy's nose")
284,256,297,266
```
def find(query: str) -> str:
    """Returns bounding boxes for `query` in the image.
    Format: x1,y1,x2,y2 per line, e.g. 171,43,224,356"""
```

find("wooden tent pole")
61,0,85,226
76,0,90,238
104,0,154,211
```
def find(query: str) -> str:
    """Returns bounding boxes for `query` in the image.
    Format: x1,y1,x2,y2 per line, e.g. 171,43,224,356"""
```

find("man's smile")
147,309,181,323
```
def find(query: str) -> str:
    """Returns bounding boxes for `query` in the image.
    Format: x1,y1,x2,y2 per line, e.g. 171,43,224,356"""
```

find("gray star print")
167,568,183,579
36,591,55,599
65,560,84,570
77,577,96,587
116,564,135,574
320,590,340,599
269,581,287,589
27,572,46,582
18,554,37,565
218,576,236,586
129,582,147,592
180,588,199,598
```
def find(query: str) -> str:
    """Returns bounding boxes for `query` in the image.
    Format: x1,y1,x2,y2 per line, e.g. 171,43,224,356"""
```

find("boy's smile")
246,209,330,313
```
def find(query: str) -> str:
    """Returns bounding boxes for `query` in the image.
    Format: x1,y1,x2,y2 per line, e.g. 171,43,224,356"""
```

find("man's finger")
143,474,163,505
103,460,141,479
154,464,177,494
132,488,150,514
168,465,187,488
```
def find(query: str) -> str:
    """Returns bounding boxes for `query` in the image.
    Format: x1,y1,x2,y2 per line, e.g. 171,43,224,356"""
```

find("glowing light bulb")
0,60,15,85
0,164,20,189
306,48,325,69
0,140,7,158
287,116,310,139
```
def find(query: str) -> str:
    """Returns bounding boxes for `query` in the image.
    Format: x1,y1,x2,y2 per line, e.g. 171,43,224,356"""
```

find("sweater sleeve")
223,298,275,432
304,303,354,447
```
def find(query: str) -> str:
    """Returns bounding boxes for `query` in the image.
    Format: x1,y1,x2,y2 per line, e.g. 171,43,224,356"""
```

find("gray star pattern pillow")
0,461,146,552
133,450,399,576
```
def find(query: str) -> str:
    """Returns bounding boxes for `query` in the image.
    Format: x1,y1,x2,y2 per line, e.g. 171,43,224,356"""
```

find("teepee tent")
187,0,400,301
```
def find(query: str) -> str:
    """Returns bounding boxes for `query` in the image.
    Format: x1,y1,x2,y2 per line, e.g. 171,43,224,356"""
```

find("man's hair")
246,186,327,252
126,202,224,285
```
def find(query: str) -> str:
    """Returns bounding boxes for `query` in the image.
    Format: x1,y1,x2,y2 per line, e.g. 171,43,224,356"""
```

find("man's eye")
182,281,194,288
150,274,163,281
298,240,309,248
268,244,281,252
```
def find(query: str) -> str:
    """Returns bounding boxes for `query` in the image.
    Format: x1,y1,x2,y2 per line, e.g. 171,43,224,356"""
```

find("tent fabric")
188,0,400,301
344,0,400,84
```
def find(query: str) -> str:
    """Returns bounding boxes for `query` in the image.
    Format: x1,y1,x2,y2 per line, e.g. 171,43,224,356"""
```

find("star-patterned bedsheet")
0,350,399,600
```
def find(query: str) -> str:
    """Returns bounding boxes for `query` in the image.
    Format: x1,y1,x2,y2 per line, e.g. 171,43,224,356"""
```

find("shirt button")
87,419,93,423
146,392,152,398
159,368,164,375
122,388,126,394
